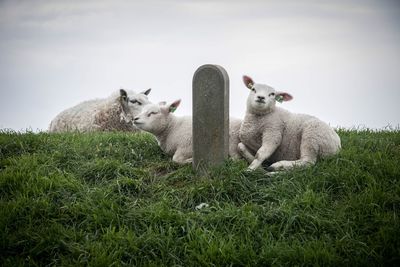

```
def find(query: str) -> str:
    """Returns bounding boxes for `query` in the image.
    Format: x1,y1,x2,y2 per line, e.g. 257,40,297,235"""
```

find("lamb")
48,89,151,132
238,75,341,171
133,100,242,164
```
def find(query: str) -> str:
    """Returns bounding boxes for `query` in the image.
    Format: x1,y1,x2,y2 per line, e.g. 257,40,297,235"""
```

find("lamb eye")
269,93,275,97
147,112,157,117
251,88,256,93
130,100,142,105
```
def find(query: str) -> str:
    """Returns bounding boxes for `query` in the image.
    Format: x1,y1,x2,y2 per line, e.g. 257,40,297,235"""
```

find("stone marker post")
192,64,229,173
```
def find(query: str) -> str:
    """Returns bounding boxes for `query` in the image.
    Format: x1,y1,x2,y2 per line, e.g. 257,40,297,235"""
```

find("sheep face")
120,89,151,123
243,75,293,114
133,100,181,134
248,83,278,114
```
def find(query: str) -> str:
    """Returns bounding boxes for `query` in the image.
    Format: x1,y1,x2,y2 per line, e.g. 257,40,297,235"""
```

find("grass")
0,129,399,266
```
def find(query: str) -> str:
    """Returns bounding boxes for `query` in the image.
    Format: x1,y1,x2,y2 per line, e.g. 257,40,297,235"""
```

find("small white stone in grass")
195,203,209,210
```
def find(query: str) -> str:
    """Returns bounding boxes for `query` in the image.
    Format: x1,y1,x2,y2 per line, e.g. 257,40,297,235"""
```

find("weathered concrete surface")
192,64,229,173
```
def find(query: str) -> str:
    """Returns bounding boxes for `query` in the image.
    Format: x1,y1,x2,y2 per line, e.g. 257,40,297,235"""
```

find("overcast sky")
0,0,399,131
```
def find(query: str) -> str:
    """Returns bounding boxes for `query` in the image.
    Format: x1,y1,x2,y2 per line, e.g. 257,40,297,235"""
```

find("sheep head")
120,88,152,123
133,99,181,134
243,75,293,114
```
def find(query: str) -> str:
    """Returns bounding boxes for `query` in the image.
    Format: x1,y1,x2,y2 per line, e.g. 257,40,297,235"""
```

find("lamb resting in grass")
49,89,151,132
133,100,242,164
239,75,341,171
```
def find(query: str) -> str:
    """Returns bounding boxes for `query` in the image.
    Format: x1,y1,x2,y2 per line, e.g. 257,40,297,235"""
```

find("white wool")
133,101,242,164
239,76,341,171
48,89,151,133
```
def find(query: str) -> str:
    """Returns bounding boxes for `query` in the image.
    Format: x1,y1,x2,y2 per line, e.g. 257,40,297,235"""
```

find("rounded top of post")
193,64,229,82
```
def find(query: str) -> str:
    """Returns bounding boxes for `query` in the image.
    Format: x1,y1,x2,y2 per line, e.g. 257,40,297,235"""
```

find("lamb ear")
243,75,254,89
276,92,293,102
168,99,181,113
160,99,181,114
142,88,151,96
120,89,128,100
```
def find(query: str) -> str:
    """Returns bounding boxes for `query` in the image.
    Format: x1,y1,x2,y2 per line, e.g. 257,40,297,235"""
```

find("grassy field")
0,129,399,266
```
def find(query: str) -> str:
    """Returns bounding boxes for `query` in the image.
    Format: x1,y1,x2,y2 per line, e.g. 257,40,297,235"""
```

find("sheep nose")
257,95,265,100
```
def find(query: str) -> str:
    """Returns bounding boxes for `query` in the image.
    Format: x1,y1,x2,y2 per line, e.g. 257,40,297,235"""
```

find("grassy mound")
0,129,399,266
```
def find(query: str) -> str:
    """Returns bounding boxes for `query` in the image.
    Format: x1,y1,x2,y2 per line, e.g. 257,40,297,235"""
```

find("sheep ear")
276,92,293,102
142,88,151,96
168,99,181,113
243,75,254,89
120,89,128,100
120,89,127,97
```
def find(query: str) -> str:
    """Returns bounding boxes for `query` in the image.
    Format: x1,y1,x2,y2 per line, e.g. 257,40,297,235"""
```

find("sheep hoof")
245,167,255,172
268,161,291,171
184,158,193,164
266,165,276,172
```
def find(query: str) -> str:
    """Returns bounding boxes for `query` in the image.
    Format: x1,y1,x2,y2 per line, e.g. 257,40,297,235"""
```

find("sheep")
133,100,242,164
238,75,341,171
48,88,151,132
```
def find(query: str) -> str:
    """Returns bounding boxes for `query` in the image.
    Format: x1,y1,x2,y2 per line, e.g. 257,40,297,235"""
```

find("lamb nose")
257,96,265,100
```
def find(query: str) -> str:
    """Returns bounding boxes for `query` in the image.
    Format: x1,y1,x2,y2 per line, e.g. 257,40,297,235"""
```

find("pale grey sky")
0,0,399,131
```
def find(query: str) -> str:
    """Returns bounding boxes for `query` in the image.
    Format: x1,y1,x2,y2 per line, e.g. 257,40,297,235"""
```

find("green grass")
0,129,399,266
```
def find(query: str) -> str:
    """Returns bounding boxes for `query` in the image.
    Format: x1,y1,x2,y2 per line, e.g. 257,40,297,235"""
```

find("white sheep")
133,100,242,164
238,75,341,171
48,89,151,132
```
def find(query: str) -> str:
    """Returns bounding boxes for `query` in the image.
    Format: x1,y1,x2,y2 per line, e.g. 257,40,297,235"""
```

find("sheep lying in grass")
133,100,242,164
239,75,341,171
49,89,151,133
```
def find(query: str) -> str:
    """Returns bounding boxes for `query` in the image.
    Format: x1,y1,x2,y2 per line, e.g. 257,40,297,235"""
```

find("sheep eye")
147,112,157,117
130,100,142,105
251,88,256,93
269,93,275,97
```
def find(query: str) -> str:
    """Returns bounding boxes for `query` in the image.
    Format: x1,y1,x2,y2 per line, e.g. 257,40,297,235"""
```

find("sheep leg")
248,145,277,170
172,152,193,164
229,141,243,160
238,142,255,163
269,129,320,171
269,142,317,171
229,129,243,160
229,152,243,160
269,158,315,171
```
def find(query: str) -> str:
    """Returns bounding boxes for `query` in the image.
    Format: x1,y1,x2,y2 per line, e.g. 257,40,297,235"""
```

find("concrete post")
192,64,229,173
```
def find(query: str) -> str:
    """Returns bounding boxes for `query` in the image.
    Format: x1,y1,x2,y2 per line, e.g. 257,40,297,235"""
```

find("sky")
0,0,399,131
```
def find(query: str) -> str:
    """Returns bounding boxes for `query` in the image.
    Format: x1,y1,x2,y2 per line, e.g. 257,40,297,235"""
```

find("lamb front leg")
248,146,275,170
248,136,281,170
172,151,193,164
238,142,255,163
